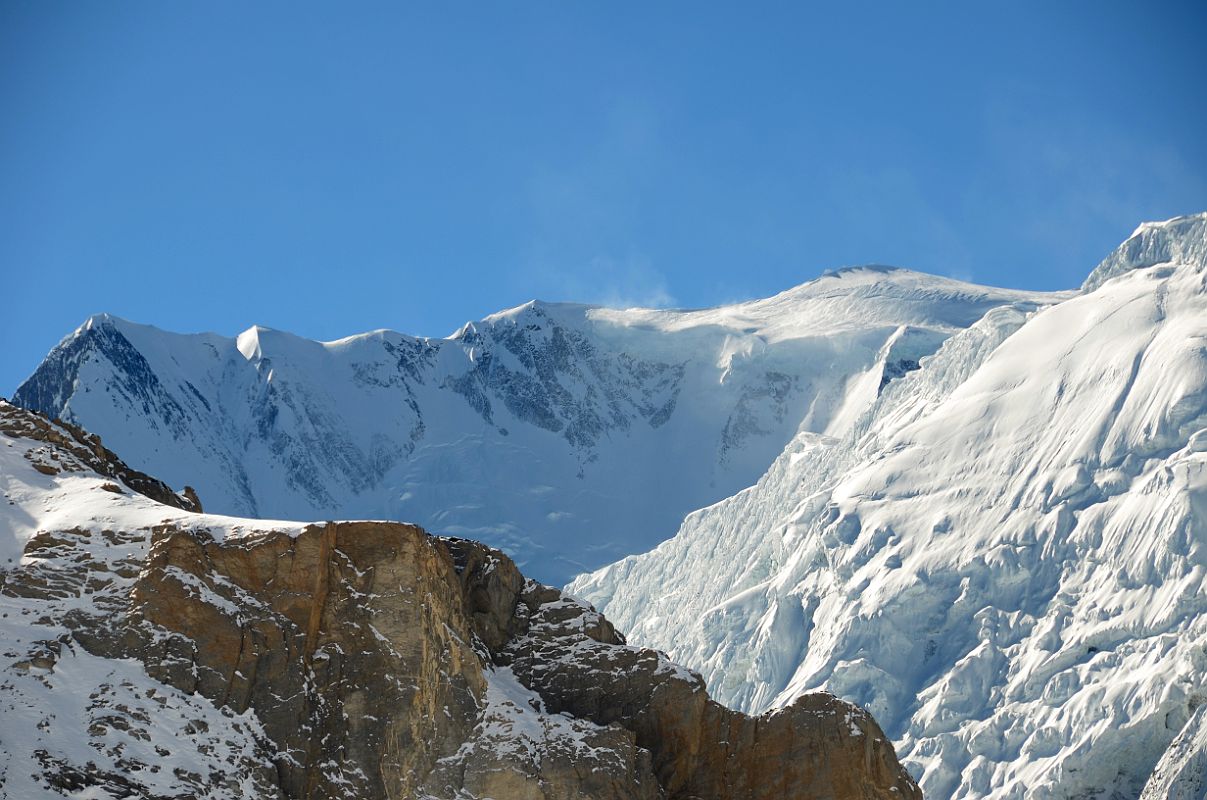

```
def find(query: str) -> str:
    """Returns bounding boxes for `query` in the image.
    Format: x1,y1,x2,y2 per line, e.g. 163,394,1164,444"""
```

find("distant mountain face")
13,268,1053,583
570,213,1207,799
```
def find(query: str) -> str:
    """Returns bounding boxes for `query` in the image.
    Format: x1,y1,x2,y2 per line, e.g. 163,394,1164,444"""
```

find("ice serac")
0,400,920,799
12,270,1053,584
1082,211,1207,291
570,213,1207,798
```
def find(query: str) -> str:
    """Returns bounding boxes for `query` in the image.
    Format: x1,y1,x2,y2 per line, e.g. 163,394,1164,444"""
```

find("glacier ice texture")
570,213,1207,799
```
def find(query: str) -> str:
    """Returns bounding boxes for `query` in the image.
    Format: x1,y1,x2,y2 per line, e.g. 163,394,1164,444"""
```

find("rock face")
448,540,917,800
0,400,920,799
132,522,484,800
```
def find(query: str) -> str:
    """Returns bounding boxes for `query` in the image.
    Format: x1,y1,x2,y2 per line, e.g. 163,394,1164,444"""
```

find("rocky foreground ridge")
0,400,919,799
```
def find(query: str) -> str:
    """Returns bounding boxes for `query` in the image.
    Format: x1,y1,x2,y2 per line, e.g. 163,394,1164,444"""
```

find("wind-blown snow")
13,268,1052,584
570,213,1207,798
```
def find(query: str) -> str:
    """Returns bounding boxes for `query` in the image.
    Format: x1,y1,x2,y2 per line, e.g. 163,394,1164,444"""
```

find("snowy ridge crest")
13,269,1051,583
572,214,1207,799
1083,212,1207,292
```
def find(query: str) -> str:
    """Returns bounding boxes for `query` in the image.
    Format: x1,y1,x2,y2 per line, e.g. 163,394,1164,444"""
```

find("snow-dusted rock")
0,401,919,799
12,271,1054,583
570,213,1207,798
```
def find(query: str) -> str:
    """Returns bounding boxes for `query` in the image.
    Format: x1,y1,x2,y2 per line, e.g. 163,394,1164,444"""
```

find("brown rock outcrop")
0,400,921,799
131,521,483,799
118,523,920,799
454,543,920,800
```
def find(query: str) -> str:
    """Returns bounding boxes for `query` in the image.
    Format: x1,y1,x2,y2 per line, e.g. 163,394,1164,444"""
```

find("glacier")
569,213,1207,798
12,268,1050,584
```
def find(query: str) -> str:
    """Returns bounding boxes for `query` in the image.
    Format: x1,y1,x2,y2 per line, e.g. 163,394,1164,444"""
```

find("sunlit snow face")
572,216,1207,799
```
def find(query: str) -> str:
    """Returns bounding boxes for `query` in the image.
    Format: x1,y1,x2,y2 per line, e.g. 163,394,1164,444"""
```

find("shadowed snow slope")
13,269,1052,584
570,213,1207,799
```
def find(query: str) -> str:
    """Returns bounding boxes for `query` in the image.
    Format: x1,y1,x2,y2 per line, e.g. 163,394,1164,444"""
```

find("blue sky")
3,1,1205,394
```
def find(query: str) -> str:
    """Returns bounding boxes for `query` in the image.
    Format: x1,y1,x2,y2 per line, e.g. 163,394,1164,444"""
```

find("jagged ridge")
12,270,1055,584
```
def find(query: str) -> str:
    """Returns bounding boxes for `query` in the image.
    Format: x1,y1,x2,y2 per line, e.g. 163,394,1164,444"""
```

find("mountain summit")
570,213,1207,798
13,269,1054,584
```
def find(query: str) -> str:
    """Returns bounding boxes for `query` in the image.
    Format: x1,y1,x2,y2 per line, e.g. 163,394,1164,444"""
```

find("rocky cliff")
0,400,920,799
0,400,202,512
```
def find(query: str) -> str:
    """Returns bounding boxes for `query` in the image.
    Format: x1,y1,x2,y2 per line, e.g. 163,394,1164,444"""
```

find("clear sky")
3,1,1205,394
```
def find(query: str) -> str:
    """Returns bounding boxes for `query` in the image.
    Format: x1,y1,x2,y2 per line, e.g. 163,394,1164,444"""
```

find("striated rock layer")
0,400,919,799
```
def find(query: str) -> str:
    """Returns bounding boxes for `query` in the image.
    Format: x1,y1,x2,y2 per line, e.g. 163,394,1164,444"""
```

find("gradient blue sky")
3,1,1206,394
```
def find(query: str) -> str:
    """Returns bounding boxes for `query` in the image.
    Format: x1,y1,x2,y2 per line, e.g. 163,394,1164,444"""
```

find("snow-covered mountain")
13,269,1052,583
569,213,1207,798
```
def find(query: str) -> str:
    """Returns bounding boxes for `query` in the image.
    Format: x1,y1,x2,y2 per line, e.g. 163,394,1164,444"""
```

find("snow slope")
570,213,1207,798
0,408,305,798
12,269,1052,583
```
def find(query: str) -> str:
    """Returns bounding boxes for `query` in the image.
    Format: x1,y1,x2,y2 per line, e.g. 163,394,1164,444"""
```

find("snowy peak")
15,313,181,428
14,268,1067,584
478,298,592,325
570,212,1207,799
235,324,267,360
1083,211,1207,291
